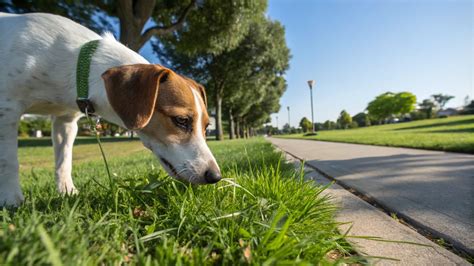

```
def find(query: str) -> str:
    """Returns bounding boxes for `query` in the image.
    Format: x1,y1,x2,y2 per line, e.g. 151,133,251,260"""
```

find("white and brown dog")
0,12,221,207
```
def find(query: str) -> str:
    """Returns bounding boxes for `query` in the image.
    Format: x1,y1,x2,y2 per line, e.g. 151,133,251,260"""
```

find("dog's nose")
204,168,222,184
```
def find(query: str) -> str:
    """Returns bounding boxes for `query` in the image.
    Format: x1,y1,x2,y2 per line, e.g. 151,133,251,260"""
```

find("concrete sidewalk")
282,151,468,265
269,138,474,257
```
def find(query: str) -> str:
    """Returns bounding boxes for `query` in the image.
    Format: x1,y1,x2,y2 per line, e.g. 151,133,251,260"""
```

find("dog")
0,12,221,207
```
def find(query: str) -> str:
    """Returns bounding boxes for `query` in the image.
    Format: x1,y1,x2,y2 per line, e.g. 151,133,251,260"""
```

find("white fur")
0,12,217,206
137,87,219,184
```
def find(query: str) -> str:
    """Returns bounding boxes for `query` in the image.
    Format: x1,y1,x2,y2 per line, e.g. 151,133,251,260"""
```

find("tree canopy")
432,94,454,109
337,110,352,129
299,117,312,133
352,112,370,127
1,0,264,53
367,92,417,123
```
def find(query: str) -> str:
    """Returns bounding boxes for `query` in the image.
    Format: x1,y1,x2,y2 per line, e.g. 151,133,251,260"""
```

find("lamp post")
307,80,315,133
276,115,279,131
287,106,290,128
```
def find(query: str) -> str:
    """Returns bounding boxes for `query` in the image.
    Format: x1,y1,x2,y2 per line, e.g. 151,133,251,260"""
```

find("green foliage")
323,120,337,130
431,94,454,109
460,100,474,115
348,121,359,129
278,115,474,154
409,110,428,121
1,138,359,264
352,113,371,127
18,118,52,137
299,117,312,132
367,92,417,123
337,110,352,129
161,0,267,55
0,0,115,33
394,92,417,115
1,0,262,53
418,99,437,119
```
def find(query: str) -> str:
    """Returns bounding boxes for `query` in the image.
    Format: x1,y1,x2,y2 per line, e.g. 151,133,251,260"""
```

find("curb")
275,145,470,265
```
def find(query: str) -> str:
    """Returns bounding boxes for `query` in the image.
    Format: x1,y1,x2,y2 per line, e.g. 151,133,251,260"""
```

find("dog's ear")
102,64,170,130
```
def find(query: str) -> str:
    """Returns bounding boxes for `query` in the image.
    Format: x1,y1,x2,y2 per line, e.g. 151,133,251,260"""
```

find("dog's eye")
172,116,192,131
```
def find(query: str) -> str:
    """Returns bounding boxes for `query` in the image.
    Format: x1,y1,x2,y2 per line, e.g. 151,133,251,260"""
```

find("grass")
1,137,363,264
278,115,474,153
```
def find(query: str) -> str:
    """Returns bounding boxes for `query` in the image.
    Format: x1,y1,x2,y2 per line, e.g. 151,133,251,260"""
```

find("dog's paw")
0,188,24,208
58,184,78,196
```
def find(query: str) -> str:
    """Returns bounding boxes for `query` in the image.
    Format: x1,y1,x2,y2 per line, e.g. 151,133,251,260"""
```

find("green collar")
76,39,100,114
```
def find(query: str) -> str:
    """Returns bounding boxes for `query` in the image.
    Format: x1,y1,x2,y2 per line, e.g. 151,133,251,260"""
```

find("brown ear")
101,64,170,130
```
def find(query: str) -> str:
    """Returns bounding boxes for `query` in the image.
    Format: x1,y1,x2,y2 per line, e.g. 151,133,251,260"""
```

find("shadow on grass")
427,128,474,134
394,118,474,131
18,137,139,147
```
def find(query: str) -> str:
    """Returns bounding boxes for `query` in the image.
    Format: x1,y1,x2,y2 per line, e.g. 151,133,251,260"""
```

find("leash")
76,39,114,191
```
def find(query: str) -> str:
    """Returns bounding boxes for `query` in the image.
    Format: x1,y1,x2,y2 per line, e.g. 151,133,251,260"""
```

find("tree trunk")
229,109,235,139
236,120,241,139
116,0,195,52
215,92,224,141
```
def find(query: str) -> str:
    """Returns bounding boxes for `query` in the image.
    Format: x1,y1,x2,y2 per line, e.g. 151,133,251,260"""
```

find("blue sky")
265,0,472,127
140,0,473,128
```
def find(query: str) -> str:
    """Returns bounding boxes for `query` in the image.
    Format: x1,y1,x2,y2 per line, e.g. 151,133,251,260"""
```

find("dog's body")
0,12,221,207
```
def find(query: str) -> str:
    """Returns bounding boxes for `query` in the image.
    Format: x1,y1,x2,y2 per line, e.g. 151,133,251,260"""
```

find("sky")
264,0,473,128
140,0,473,128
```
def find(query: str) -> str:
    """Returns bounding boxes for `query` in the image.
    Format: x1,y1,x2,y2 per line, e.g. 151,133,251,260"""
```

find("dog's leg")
52,114,81,194
0,106,24,207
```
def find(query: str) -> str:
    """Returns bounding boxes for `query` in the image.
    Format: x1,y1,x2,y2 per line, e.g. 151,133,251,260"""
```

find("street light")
307,80,315,133
287,106,290,128
276,115,279,130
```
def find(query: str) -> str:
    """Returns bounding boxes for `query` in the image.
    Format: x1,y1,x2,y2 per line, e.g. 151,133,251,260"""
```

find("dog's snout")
204,168,222,184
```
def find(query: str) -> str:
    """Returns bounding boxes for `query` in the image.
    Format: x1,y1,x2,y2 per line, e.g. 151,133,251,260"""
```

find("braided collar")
76,39,100,114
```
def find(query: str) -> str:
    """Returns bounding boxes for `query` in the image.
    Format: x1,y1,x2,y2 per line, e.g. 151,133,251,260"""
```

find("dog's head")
101,64,221,184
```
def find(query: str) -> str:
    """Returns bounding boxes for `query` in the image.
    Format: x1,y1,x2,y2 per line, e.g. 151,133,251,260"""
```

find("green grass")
278,115,474,153
1,138,362,265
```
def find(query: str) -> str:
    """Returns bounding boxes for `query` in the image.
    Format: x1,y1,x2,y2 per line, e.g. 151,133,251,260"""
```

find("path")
269,138,474,256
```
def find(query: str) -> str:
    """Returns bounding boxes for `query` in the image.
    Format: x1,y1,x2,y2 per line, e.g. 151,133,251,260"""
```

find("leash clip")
76,98,95,114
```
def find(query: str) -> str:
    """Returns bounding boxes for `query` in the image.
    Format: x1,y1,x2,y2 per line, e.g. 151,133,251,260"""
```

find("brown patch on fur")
102,63,210,143
102,64,170,130
181,76,208,107
180,76,209,137
141,69,209,144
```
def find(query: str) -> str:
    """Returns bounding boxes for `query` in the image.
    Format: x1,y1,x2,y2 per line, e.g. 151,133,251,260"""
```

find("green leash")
76,39,115,192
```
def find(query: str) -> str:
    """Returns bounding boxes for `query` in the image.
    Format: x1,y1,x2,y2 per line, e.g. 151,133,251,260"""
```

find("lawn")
1,137,361,264
278,115,474,153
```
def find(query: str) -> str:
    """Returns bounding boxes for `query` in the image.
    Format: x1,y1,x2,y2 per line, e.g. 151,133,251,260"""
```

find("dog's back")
0,12,100,102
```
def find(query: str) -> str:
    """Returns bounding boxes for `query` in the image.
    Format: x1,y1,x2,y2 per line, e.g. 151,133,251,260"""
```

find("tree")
1,1,263,53
348,121,359,129
337,110,352,129
299,117,312,133
323,120,337,130
352,112,371,127
418,99,437,118
394,92,417,115
224,19,290,139
432,94,454,109
367,92,417,123
460,100,474,115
